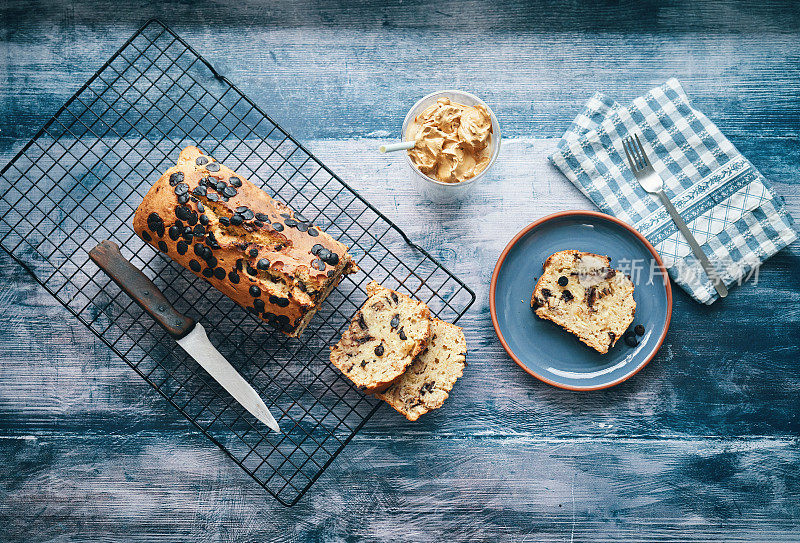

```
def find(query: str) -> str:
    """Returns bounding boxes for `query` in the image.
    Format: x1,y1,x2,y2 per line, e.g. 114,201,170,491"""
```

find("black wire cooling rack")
0,18,475,506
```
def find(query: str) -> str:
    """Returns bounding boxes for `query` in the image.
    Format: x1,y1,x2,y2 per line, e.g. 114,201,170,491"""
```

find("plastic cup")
402,90,501,203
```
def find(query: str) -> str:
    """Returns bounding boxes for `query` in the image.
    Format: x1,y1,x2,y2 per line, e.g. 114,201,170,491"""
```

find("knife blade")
88,240,280,433
176,323,280,432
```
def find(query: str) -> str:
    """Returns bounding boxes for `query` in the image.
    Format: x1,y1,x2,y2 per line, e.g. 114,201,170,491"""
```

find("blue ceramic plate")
490,211,672,390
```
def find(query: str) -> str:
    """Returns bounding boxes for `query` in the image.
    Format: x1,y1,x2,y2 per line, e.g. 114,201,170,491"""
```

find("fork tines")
622,134,653,173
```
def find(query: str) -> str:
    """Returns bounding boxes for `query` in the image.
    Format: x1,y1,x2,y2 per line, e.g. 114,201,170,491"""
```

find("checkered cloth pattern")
550,78,797,304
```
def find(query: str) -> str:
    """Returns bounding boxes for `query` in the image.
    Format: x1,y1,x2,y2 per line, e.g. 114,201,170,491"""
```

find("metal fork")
622,134,728,298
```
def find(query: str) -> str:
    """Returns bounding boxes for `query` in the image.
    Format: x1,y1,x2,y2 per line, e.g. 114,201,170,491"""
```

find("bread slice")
330,282,431,393
376,318,466,421
531,250,635,354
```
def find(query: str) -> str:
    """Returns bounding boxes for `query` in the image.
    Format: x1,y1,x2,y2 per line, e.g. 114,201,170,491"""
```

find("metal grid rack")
0,19,475,506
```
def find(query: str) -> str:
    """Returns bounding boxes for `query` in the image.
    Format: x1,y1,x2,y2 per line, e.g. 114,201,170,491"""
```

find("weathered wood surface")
1,1,799,541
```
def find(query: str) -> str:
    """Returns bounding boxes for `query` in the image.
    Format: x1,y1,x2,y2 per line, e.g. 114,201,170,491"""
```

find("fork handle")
656,191,728,298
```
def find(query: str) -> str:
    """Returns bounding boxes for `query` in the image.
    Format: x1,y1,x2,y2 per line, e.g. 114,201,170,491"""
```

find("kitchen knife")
88,240,280,433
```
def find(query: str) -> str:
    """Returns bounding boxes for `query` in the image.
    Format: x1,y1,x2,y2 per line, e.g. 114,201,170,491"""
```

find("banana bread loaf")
376,318,466,421
531,250,635,353
133,146,357,337
329,282,431,393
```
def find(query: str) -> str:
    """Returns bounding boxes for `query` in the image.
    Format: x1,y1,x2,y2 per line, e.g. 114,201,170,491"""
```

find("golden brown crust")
132,146,357,336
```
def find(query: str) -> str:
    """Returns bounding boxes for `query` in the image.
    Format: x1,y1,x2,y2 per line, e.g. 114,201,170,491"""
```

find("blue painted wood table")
1,1,798,540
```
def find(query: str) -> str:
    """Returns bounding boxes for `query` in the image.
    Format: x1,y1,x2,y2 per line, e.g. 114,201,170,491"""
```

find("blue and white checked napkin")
550,78,797,304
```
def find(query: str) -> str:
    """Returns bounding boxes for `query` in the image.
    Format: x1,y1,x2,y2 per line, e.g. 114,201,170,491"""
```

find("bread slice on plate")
530,250,635,354
330,282,431,393
376,318,467,421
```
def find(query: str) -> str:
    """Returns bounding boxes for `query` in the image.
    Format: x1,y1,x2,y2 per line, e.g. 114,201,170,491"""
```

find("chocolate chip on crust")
175,206,192,221
169,172,184,186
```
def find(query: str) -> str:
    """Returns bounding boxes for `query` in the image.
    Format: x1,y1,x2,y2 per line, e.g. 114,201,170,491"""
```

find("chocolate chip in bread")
329,281,431,393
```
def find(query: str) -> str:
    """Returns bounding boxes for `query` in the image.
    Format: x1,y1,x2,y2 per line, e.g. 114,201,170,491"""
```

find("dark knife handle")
89,240,195,339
